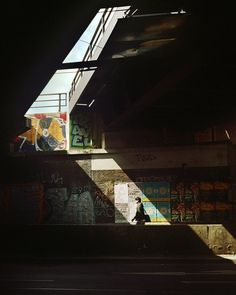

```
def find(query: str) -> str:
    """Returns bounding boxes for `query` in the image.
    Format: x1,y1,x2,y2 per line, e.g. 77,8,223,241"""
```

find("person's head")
135,197,141,203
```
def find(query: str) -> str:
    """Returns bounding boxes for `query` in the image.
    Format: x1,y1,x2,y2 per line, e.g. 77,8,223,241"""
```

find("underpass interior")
1,1,236,260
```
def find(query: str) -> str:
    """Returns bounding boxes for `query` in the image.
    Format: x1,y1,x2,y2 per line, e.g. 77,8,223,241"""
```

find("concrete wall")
0,224,235,257
1,143,236,256
0,143,233,225
91,144,228,170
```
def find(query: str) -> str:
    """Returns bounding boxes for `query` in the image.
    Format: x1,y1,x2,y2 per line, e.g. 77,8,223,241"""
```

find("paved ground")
1,255,236,294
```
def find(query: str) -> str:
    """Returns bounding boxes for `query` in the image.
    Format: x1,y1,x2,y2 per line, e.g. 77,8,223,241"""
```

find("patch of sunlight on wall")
76,156,171,224
187,224,236,254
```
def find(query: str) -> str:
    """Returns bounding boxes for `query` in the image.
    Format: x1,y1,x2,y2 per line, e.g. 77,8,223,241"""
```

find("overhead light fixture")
225,129,231,140
170,9,186,14
88,99,95,108
76,103,87,106
131,9,138,15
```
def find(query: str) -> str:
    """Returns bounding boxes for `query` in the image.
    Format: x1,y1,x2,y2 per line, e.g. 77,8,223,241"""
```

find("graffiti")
44,186,95,224
94,196,114,218
94,197,109,208
94,188,114,203
44,187,67,224
76,191,95,224
96,181,114,202
136,176,174,182
50,172,63,185
70,115,92,148
14,113,68,152
95,207,114,218
94,188,114,220
69,184,90,195
136,154,157,162
102,181,114,196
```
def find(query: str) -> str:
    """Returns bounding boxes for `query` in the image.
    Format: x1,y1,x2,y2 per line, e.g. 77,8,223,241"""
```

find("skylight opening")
25,6,130,116
63,12,102,63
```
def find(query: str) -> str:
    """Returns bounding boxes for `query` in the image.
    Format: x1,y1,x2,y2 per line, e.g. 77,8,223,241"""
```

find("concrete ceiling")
74,5,236,132
1,1,235,151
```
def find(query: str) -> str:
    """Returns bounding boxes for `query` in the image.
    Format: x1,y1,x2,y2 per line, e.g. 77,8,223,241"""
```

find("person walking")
131,197,145,224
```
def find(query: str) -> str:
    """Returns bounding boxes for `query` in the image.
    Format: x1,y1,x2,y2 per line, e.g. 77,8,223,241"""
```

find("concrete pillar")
228,144,236,223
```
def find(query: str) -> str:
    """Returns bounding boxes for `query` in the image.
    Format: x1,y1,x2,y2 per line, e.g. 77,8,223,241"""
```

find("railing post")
59,93,61,112
102,12,105,33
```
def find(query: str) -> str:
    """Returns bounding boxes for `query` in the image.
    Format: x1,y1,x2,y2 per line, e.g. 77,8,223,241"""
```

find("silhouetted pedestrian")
131,197,145,224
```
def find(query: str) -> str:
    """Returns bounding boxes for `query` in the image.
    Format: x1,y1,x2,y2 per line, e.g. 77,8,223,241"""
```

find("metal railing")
29,93,67,112
68,7,115,100
28,7,128,115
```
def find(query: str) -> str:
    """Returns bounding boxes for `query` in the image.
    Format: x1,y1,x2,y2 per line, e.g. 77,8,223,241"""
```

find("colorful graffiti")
14,113,68,152
1,184,99,225
70,114,93,149
1,178,232,225
114,181,232,223
170,181,232,223
115,182,171,223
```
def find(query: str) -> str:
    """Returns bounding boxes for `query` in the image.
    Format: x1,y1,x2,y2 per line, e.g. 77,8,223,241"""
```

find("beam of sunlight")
76,155,172,224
